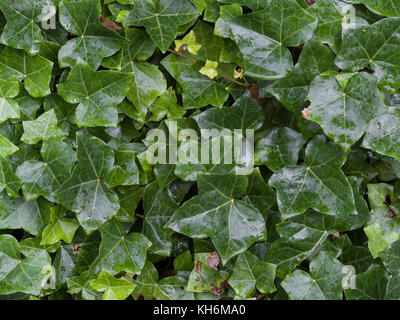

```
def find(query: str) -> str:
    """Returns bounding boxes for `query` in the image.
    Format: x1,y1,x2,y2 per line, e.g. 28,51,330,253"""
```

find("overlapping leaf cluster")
0,0,400,300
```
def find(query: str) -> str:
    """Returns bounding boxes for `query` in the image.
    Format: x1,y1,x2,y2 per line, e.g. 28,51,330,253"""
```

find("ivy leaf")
216,0,317,80
0,196,51,236
178,64,229,108
269,135,356,218
199,60,219,79
124,0,199,52
379,240,400,274
40,206,80,245
58,0,124,69
335,18,400,93
132,261,194,300
118,29,167,112
168,175,266,264
264,218,330,278
89,219,151,276
345,264,389,300
89,270,136,300
353,0,400,17
0,157,21,198
364,183,400,257
0,234,52,295
0,47,53,98
187,252,229,295
54,133,119,234
16,137,76,201
21,109,65,145
0,0,55,55
363,108,400,161
305,0,347,52
193,91,265,133
308,72,387,150
282,252,345,300
0,134,18,158
266,41,337,112
174,30,202,55
255,127,305,172
0,78,20,123
229,251,276,299
142,181,178,256
57,59,131,128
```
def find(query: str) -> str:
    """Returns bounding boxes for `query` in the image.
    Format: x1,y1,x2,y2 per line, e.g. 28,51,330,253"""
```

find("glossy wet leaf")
215,0,317,80
0,234,52,295
269,135,356,218
255,127,305,172
308,72,386,150
16,137,76,201
89,270,136,300
336,18,400,93
229,251,276,298
40,206,79,245
0,0,55,54
282,252,345,300
124,0,199,52
363,108,400,161
0,78,20,123
58,0,124,69
57,59,131,128
132,261,194,300
0,47,53,98
54,133,119,234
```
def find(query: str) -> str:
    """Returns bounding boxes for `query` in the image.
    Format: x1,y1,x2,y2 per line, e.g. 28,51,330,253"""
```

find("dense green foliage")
0,0,400,300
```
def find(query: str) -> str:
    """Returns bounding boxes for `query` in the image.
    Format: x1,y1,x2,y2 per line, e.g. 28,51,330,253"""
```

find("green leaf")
89,270,136,300
54,133,119,234
0,196,51,235
168,174,266,264
142,181,178,256
58,0,124,69
132,261,194,300
336,18,400,93
0,157,21,198
124,0,199,52
40,206,80,245
305,0,347,52
0,134,18,158
194,91,265,133
57,59,131,128
215,0,317,80
353,0,400,17
178,64,229,108
363,108,400,161
266,41,337,112
0,78,20,123
269,135,356,218
379,240,400,274
0,0,55,55
0,234,52,295
186,252,229,295
0,47,53,98
264,218,330,278
345,264,389,300
308,72,387,150
21,109,65,145
117,28,167,112
255,127,305,172
16,137,76,201
229,251,276,298
282,252,345,300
